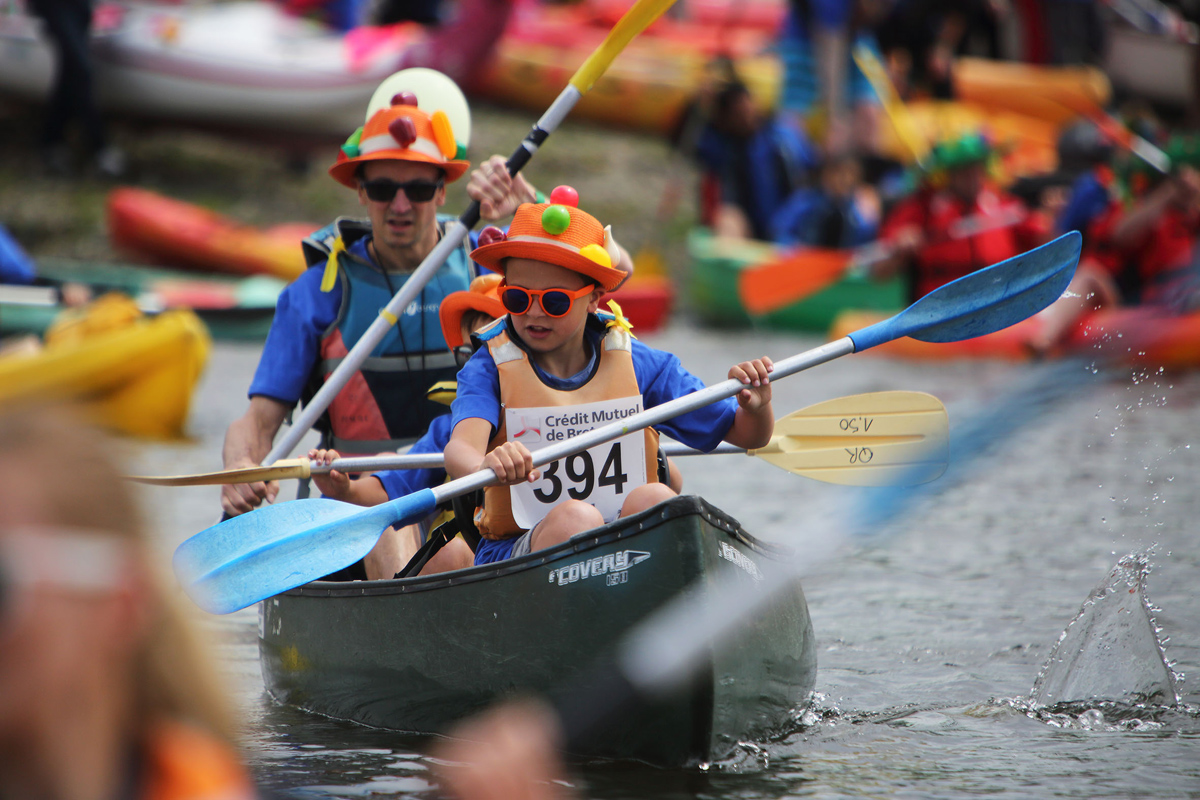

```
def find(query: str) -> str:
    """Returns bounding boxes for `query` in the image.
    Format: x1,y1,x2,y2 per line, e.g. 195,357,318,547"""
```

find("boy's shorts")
473,528,535,566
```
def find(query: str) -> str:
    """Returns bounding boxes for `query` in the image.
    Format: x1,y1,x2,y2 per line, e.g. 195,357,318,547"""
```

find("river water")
125,321,1200,799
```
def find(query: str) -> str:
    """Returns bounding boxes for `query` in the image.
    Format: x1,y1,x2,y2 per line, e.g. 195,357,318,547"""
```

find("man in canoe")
874,132,1055,303
442,192,774,564
219,91,539,525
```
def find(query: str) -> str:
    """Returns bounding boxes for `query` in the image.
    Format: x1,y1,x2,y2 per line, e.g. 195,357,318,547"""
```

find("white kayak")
0,1,424,139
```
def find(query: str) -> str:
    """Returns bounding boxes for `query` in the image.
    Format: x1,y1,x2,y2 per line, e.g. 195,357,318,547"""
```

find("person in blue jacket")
694,79,819,240
770,152,878,248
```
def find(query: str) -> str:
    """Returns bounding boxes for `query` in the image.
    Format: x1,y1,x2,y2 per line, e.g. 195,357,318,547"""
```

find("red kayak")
830,306,1200,368
607,274,675,334
108,188,315,281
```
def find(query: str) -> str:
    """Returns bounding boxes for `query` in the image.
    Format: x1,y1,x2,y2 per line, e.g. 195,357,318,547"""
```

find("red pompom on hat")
469,187,626,292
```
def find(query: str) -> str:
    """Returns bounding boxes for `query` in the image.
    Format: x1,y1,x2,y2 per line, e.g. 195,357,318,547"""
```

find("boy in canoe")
304,274,507,577
444,191,775,565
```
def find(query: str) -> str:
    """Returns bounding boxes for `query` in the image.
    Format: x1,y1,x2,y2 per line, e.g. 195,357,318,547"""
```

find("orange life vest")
473,316,660,540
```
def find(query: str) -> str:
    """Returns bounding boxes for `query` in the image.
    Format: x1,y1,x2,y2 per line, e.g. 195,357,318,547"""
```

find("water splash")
1030,552,1180,708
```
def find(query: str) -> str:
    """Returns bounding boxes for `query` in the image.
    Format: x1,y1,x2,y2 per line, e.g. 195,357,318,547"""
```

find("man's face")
358,160,446,253
948,163,985,202
503,258,601,357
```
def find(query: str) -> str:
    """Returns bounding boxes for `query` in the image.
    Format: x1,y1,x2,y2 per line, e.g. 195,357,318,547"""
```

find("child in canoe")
306,273,508,577
444,190,775,565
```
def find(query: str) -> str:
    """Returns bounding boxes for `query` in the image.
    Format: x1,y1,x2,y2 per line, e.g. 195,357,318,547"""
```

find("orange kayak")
107,188,315,281
830,307,1200,369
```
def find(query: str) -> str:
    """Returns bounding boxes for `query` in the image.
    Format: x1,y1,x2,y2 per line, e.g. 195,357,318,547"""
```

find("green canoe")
0,259,283,341
260,496,817,767
688,229,906,331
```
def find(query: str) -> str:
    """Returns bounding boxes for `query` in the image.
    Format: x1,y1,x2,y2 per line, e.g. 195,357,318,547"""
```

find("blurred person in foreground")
436,700,572,800
0,407,256,800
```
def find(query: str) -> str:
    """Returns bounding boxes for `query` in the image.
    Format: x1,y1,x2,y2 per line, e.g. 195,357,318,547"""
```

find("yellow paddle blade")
752,391,948,486
569,0,678,93
129,458,311,487
853,44,930,166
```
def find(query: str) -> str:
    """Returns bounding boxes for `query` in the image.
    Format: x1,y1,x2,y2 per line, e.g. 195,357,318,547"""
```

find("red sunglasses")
499,282,595,318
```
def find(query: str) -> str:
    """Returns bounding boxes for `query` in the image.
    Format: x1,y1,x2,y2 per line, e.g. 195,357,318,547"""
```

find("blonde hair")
0,406,240,744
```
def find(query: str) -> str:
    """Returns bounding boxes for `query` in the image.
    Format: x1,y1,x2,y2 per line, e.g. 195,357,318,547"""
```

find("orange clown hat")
330,93,470,188
468,187,626,292
439,273,506,348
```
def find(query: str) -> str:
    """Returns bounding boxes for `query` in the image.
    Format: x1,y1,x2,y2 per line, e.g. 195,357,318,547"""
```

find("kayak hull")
830,307,1200,368
0,305,209,438
689,229,906,331
1,258,283,341
260,495,817,766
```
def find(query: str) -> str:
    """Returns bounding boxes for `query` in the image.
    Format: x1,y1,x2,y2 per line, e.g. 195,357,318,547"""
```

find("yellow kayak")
0,295,210,439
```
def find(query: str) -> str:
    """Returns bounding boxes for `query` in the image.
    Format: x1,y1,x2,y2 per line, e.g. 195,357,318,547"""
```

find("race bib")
506,395,647,530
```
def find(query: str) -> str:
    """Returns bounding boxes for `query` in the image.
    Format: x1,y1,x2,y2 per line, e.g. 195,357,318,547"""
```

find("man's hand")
467,155,538,220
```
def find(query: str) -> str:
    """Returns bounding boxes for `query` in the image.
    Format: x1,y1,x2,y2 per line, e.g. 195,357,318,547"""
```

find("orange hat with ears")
468,186,626,292
329,92,470,188
439,274,506,348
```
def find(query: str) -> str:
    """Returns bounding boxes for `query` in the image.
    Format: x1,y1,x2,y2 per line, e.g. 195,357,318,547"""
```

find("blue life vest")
301,215,475,454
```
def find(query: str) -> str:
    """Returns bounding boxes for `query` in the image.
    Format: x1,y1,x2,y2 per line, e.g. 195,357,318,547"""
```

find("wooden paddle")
264,0,684,465
171,232,1080,615
131,391,949,488
738,205,1027,316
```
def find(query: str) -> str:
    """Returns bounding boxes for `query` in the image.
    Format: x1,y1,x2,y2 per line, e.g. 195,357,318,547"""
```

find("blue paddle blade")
849,231,1081,352
173,489,438,615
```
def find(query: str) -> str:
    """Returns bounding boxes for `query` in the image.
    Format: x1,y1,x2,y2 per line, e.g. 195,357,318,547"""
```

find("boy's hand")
467,155,537,221
308,448,350,500
482,441,541,485
730,356,773,411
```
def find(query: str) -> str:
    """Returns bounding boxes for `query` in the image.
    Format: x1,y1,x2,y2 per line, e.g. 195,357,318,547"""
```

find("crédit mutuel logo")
548,550,651,587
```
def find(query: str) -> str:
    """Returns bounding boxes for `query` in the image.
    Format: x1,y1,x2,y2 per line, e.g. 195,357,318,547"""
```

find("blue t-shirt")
373,414,452,500
451,317,739,453
769,188,878,248
248,228,480,404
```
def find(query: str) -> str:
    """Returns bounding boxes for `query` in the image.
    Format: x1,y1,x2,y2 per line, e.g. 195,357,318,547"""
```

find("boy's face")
503,258,602,356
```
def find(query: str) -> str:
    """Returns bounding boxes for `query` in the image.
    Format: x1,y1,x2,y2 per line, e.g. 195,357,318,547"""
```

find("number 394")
533,443,629,504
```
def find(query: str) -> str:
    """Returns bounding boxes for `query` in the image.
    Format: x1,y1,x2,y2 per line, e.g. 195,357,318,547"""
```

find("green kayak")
0,259,283,341
260,495,817,767
688,228,906,331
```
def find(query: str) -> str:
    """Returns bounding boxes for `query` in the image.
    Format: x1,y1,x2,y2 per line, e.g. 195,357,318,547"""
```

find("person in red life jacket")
1031,137,1200,353
443,189,773,565
219,78,538,539
874,133,1054,303
0,409,256,800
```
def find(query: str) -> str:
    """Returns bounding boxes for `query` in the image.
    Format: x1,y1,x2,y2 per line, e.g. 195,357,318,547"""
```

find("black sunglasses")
361,178,444,204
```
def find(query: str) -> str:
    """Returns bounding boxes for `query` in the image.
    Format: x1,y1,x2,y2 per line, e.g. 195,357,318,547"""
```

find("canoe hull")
688,229,907,331
260,496,816,766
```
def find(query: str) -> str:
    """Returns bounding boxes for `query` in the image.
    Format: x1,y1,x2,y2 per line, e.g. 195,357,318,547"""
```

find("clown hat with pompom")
330,92,470,188
469,186,626,292
439,274,506,348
